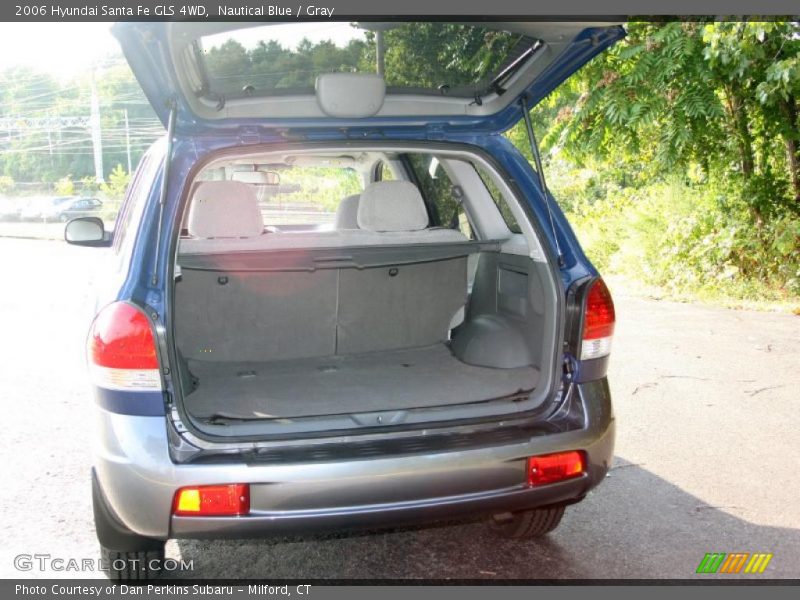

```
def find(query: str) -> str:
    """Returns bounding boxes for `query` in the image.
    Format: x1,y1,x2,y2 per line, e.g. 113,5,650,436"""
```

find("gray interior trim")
177,240,500,272
336,258,468,354
176,268,339,363
175,256,469,363
185,344,539,420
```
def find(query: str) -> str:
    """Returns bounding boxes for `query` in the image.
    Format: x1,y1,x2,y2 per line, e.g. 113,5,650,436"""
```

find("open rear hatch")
111,22,625,441
112,21,624,134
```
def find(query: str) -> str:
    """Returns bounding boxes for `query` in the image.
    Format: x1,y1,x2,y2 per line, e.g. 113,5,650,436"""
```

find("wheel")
101,546,165,581
489,505,566,539
59,214,69,222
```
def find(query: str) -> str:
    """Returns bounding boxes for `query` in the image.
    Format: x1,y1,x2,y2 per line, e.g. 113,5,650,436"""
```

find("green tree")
703,21,800,205
0,175,14,194
54,175,74,196
100,164,130,200
540,21,800,218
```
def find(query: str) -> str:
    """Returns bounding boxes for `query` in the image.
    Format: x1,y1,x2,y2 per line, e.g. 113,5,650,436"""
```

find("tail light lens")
580,278,615,360
87,302,162,391
173,484,250,517
527,451,585,486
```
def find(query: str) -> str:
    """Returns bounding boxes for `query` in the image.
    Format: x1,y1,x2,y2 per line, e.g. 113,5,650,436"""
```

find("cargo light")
173,484,250,517
581,278,615,360
527,451,585,486
87,302,162,391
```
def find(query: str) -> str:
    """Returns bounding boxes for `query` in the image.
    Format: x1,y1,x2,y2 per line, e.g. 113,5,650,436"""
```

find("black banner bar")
3,0,800,21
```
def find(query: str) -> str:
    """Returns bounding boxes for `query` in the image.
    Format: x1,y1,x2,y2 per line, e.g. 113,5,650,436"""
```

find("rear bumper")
170,477,589,540
94,379,614,541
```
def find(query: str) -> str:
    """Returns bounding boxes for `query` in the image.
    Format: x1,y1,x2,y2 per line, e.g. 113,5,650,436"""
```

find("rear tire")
101,546,165,581
489,506,565,539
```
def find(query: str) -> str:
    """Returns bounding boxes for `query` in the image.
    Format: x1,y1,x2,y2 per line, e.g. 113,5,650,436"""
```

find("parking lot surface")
0,237,798,580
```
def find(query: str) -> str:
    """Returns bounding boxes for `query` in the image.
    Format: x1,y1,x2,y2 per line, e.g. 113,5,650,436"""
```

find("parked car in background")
0,197,26,221
43,196,103,222
20,195,76,220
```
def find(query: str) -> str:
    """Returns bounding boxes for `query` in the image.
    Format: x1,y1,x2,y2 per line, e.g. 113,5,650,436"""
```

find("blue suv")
67,21,622,580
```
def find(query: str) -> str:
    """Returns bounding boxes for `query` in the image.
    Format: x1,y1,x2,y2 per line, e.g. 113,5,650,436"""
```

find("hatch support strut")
519,96,564,267
151,99,177,286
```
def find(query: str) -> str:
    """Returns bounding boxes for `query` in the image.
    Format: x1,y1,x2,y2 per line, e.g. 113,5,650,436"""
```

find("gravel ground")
0,237,798,580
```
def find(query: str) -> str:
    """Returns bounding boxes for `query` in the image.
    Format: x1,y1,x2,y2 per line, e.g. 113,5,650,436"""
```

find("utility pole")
375,30,385,77
124,108,132,174
90,71,104,183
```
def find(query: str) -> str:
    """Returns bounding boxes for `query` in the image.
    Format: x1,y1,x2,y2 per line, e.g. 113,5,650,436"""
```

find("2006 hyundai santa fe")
69,21,622,579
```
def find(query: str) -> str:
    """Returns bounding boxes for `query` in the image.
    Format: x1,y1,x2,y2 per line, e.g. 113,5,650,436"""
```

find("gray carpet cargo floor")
185,343,539,419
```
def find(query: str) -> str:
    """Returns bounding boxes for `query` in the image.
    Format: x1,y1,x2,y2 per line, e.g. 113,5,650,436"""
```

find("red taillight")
173,484,250,517
581,278,615,360
527,451,585,486
87,302,161,390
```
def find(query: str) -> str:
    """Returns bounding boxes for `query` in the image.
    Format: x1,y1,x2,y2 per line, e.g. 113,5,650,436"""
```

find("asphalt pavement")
0,237,798,580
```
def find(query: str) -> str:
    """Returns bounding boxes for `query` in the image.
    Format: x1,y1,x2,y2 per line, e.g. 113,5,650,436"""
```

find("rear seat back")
179,180,466,254
356,181,428,232
187,181,263,239
176,180,470,362
337,258,467,355
334,194,360,229
176,269,338,363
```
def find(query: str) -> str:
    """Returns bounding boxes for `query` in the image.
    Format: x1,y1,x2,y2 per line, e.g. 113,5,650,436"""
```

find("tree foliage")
100,164,131,200
0,61,158,185
532,21,800,217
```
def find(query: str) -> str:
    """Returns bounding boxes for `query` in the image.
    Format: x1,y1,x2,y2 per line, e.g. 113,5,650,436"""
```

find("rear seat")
175,180,470,362
333,193,360,229
179,180,466,254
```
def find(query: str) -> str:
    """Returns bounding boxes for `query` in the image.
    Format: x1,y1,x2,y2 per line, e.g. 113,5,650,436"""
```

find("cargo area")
170,147,560,437
184,343,539,420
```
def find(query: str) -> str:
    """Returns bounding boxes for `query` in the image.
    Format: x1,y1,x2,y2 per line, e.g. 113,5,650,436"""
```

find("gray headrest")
187,181,264,239
357,181,429,232
334,194,360,230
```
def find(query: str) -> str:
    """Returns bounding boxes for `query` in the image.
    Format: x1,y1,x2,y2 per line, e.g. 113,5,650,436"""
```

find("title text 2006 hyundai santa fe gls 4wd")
68,22,622,579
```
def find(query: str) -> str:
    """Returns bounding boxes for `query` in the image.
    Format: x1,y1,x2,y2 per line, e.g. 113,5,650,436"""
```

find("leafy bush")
80,176,100,195
100,165,131,200
558,176,800,302
54,175,74,196
0,175,14,195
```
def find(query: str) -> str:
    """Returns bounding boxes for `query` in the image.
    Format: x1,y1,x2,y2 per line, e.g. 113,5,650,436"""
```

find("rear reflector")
527,451,585,486
87,302,161,391
173,484,250,517
581,278,615,360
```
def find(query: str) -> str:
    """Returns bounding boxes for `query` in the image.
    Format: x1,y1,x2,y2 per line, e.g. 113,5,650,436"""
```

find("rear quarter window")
112,150,160,254
474,163,522,234
405,153,474,239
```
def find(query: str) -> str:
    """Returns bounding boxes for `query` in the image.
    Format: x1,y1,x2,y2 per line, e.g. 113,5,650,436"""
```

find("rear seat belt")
448,185,465,230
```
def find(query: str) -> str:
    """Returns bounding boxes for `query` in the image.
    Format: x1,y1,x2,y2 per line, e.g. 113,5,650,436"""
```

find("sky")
0,22,364,79
0,23,120,79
